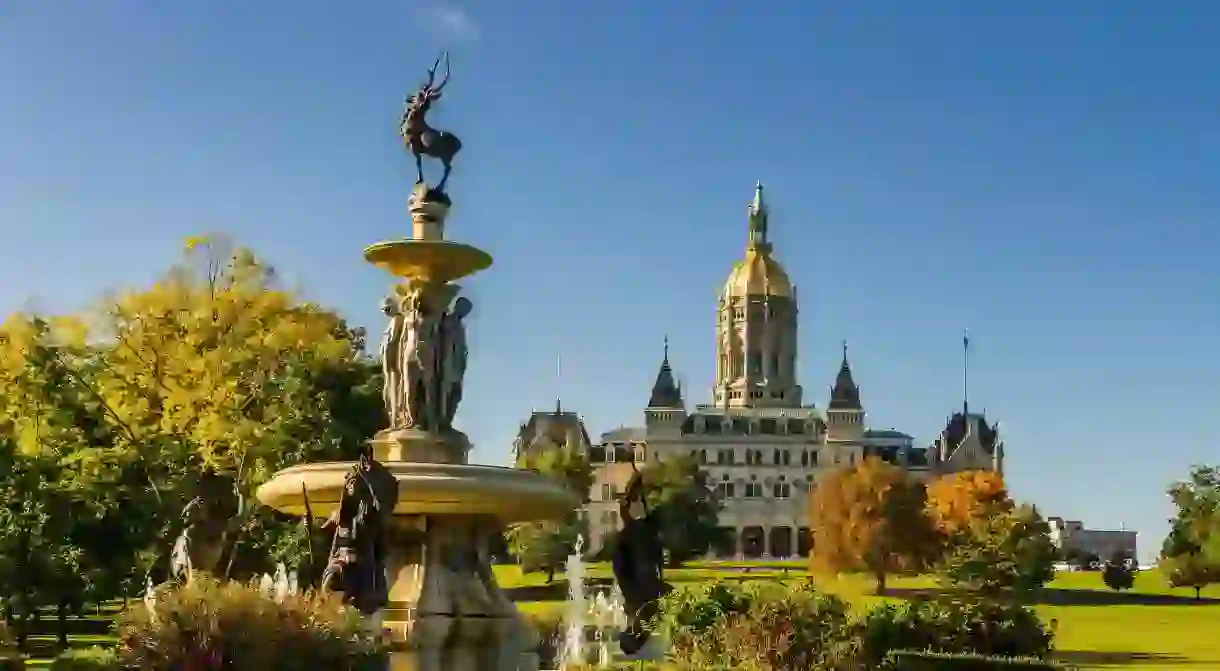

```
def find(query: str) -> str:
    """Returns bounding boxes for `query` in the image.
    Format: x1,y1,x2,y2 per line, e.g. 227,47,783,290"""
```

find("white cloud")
412,2,480,42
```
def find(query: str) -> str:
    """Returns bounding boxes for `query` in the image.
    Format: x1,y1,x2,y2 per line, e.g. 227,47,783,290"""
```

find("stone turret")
645,337,687,438
825,341,865,441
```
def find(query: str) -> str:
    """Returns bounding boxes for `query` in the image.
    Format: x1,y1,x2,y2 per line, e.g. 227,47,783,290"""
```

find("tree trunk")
874,570,888,595
56,600,68,649
547,566,556,584
1196,587,1202,600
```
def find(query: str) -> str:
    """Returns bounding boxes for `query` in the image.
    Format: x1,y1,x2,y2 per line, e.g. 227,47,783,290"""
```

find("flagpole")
962,329,970,416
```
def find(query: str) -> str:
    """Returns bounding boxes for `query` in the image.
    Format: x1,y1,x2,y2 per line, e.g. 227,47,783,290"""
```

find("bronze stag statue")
400,52,463,195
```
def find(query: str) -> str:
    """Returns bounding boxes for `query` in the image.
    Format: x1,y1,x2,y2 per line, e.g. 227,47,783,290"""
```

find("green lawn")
503,563,1220,670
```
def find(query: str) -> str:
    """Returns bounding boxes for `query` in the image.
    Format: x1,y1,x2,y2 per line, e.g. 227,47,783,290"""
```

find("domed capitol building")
515,183,1004,559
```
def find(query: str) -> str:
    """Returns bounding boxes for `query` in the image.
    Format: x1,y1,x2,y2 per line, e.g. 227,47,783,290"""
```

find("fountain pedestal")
256,178,578,670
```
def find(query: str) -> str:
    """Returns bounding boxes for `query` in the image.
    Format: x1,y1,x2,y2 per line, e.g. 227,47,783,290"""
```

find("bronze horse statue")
400,52,463,193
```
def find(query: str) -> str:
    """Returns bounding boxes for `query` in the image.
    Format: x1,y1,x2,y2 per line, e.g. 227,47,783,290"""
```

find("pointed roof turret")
828,340,863,410
647,335,684,409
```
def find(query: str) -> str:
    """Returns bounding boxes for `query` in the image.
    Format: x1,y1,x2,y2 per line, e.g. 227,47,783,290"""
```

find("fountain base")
378,514,535,670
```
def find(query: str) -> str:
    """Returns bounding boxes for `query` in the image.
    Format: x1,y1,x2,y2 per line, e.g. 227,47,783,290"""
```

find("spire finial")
663,334,669,361
842,339,849,364
747,181,769,251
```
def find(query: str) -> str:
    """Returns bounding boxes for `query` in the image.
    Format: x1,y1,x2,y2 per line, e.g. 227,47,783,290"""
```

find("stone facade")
1048,517,1138,562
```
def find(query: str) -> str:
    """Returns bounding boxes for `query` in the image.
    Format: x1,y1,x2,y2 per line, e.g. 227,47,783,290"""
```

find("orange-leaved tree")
807,456,938,594
925,469,1012,535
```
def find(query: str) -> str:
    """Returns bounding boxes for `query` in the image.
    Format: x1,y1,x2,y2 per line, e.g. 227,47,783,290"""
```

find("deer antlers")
423,51,452,94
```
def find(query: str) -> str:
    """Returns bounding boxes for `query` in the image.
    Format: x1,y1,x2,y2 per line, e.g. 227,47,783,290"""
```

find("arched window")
745,475,763,498
717,474,736,499
773,476,791,500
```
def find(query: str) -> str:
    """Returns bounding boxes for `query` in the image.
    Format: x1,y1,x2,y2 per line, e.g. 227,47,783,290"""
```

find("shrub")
657,579,755,639
883,649,1066,670
1102,556,1136,592
663,581,859,671
0,622,19,671
50,647,120,671
859,596,1052,665
116,575,386,670
523,610,564,669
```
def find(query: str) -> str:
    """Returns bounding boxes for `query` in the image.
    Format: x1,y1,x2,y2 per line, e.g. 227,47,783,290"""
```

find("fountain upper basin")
256,461,579,522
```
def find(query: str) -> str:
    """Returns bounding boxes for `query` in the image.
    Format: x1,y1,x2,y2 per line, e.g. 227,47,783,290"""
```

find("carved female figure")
438,297,472,428
400,295,440,429
379,296,406,425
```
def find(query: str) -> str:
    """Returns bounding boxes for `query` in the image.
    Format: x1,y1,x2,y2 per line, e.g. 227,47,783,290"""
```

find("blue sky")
1,1,1216,559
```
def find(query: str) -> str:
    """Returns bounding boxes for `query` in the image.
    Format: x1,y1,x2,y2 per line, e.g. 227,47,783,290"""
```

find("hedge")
884,649,1067,670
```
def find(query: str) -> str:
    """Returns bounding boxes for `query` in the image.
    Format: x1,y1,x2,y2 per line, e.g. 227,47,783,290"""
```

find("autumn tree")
807,456,938,594
925,470,1010,536
1159,465,1220,600
640,454,721,567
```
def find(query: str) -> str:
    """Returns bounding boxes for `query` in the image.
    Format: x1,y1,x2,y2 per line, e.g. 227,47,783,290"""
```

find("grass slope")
503,563,1220,670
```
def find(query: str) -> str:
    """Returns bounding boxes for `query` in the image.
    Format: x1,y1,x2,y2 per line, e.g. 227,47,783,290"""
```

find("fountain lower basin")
257,455,578,671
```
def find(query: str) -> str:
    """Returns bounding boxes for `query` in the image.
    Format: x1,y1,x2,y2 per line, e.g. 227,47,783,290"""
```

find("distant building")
512,401,593,462
1047,517,1137,561
570,184,1005,556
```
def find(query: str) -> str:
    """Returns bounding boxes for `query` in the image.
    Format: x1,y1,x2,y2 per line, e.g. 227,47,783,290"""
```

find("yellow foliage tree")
84,235,356,485
925,470,1012,535
807,456,937,593
1,234,383,583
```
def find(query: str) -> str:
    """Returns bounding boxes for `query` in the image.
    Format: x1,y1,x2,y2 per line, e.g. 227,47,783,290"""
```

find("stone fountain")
256,53,577,671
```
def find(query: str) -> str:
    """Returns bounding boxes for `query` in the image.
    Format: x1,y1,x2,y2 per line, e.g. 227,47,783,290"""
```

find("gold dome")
723,247,793,299
721,181,793,299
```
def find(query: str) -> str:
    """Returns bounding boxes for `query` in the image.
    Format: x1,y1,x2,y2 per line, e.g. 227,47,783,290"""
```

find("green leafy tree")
1159,465,1220,600
508,438,593,582
937,503,1057,596
1,235,384,602
1102,553,1136,592
0,317,104,650
640,455,722,567
1162,551,1220,600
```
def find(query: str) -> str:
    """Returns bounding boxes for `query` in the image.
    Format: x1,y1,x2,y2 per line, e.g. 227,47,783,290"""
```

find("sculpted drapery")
379,290,470,431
